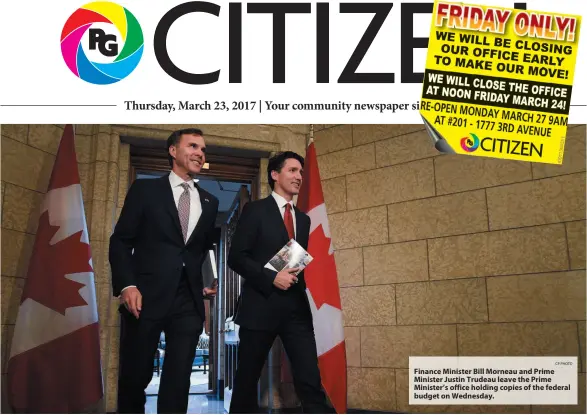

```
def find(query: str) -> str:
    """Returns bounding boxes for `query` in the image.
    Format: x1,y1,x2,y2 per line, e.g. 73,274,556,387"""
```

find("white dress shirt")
169,170,202,241
271,191,296,239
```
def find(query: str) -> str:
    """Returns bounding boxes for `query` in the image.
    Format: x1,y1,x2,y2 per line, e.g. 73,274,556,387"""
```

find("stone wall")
315,124,586,413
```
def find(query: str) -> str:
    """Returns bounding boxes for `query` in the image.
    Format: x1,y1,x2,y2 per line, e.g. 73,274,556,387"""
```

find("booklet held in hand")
265,239,313,276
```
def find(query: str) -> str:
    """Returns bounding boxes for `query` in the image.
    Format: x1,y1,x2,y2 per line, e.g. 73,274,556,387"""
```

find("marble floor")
145,394,224,414
145,368,221,413
146,369,210,395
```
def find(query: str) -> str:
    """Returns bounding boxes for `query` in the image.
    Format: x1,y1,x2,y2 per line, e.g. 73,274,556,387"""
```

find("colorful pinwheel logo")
460,133,480,152
61,2,143,84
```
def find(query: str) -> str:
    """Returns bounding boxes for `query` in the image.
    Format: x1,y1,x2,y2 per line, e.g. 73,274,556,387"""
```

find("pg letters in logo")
88,29,118,57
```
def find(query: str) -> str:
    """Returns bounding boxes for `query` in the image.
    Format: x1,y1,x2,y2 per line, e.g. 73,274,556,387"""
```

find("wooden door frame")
129,145,260,197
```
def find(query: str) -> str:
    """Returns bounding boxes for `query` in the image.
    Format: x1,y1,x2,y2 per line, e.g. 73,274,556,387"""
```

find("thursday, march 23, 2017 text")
123,100,422,114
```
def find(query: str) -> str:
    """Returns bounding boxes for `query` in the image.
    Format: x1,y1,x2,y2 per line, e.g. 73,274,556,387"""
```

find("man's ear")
169,145,176,160
270,170,279,182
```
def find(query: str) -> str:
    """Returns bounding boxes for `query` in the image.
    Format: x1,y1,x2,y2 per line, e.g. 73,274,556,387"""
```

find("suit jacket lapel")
161,175,184,242
294,206,308,247
186,184,211,245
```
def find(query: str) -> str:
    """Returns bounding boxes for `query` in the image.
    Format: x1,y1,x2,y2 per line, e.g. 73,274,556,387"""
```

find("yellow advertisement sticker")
420,1,581,164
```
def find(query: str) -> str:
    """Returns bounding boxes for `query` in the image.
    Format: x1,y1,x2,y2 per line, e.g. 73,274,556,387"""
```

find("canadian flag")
297,142,347,413
7,125,103,412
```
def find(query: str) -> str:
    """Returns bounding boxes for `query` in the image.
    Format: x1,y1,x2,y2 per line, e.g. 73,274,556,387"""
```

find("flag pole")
308,124,314,146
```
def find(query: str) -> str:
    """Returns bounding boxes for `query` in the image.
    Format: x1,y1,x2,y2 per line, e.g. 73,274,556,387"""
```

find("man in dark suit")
109,128,219,414
228,151,333,414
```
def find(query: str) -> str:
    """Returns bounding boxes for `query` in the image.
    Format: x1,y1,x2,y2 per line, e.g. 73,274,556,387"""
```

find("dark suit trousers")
229,293,332,414
117,271,203,414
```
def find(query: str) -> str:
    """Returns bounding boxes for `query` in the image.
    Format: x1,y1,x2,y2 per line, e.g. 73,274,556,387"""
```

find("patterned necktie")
284,203,295,240
178,182,190,242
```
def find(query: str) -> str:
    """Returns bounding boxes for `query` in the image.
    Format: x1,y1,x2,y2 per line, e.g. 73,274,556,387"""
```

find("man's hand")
203,279,218,297
120,287,142,319
273,268,300,290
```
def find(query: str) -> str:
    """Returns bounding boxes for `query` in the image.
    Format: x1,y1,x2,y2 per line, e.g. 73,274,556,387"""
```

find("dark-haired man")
110,128,219,413
228,151,332,414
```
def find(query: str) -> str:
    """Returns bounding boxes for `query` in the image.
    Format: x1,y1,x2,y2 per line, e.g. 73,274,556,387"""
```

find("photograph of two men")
1,123,585,414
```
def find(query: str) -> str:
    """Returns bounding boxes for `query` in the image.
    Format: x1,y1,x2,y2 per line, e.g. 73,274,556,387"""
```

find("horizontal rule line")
1,104,117,107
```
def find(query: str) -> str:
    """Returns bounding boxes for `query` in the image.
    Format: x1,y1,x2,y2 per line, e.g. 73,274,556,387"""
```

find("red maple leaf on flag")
22,211,93,315
305,225,342,309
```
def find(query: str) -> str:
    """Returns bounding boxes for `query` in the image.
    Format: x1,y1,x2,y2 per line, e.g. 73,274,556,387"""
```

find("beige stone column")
81,125,124,412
